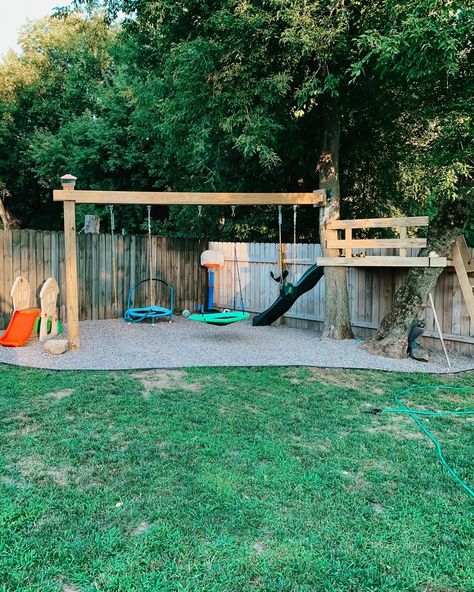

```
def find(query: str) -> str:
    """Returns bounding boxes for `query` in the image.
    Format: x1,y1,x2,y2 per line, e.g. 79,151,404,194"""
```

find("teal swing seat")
124,278,174,323
187,205,249,327
188,310,250,326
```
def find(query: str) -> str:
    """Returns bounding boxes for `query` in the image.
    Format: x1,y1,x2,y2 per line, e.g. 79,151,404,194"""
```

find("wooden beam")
452,240,474,323
429,257,448,268
326,238,427,249
326,216,429,229
53,190,326,206
63,200,80,349
456,235,474,272
423,330,474,346
316,256,447,268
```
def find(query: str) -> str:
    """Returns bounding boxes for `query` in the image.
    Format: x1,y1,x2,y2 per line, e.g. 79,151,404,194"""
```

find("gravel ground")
0,317,472,373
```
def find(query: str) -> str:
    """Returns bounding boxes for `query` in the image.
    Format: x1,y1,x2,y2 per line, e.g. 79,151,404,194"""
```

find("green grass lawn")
0,365,473,592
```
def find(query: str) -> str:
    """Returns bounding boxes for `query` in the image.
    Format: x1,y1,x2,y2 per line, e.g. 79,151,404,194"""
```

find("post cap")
60,174,77,190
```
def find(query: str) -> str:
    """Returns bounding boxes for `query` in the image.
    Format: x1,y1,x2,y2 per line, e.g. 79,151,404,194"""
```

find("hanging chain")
293,205,297,278
230,205,243,310
109,205,118,313
194,206,203,311
232,206,237,309
278,205,283,285
147,205,154,305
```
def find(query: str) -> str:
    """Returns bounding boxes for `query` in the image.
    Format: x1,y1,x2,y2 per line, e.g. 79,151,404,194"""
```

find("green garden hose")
381,386,474,499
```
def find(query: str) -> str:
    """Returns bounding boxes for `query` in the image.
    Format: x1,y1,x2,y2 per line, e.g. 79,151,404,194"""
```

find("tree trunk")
318,103,354,339
363,197,470,358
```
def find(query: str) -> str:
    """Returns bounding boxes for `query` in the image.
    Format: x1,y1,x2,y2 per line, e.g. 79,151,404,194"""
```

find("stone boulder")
44,339,69,355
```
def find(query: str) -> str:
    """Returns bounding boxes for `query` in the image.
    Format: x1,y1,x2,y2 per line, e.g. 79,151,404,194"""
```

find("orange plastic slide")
0,308,40,347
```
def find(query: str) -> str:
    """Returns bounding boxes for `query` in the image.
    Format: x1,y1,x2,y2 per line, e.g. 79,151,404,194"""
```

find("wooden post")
61,174,80,350
398,227,407,257
428,293,451,369
452,236,474,324
345,228,352,258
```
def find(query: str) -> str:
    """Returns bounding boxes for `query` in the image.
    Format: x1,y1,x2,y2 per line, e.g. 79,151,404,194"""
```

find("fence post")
61,174,80,350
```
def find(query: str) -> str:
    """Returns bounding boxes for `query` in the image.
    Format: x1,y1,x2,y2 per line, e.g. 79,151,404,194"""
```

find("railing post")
61,174,80,350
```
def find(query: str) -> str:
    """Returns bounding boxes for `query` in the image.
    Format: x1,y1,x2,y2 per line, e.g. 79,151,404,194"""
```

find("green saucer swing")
187,205,249,327
188,310,250,326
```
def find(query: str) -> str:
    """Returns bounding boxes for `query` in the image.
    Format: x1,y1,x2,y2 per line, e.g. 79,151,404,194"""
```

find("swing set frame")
54,175,326,350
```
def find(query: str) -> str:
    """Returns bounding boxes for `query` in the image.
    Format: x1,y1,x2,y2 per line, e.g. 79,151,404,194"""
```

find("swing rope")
278,205,283,287
234,248,244,310
147,205,154,306
186,204,249,325
231,206,244,311
293,205,297,279
123,204,173,324
196,205,203,312
109,205,119,314
271,206,296,287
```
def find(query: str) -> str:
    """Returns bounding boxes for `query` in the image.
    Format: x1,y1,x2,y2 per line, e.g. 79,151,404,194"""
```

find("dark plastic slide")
252,264,324,326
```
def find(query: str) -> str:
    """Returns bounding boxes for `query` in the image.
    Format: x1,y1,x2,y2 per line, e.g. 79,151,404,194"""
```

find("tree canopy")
0,1,472,242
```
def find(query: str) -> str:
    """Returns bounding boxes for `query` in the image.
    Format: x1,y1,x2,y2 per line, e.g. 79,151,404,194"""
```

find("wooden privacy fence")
0,229,206,330
0,231,472,354
209,241,474,355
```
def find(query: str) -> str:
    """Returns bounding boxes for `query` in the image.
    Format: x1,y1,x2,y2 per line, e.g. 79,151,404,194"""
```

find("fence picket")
21,232,32,305
2,231,13,326
0,231,5,327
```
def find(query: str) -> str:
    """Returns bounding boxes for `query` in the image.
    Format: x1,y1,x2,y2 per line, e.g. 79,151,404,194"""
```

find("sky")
0,0,72,56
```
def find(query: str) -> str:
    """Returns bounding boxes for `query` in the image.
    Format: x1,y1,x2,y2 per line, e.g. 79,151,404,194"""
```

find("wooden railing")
317,216,447,268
